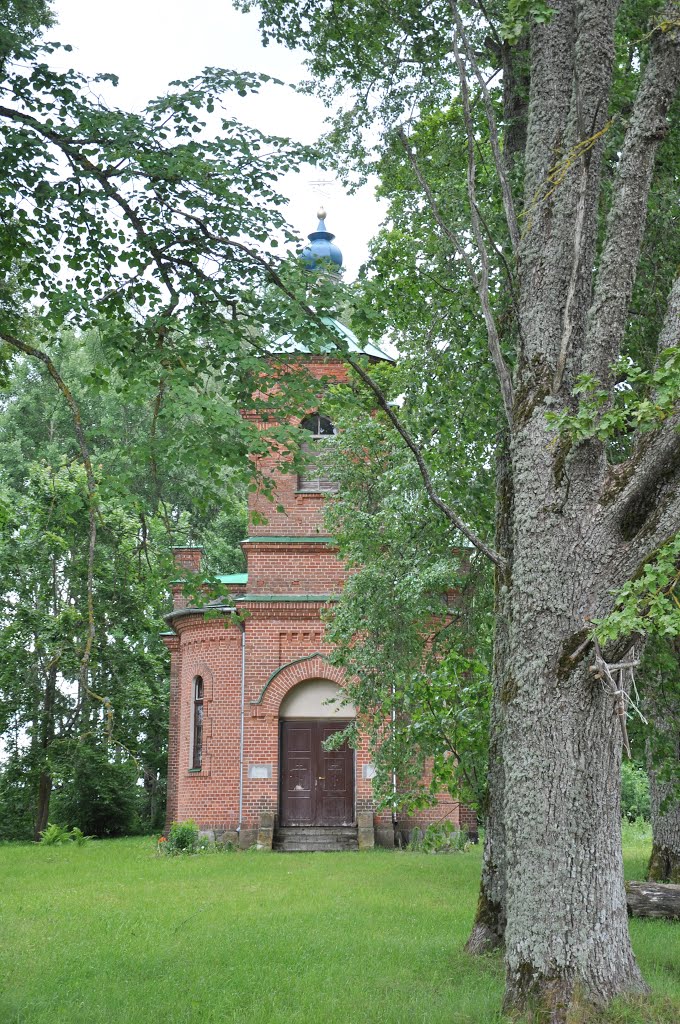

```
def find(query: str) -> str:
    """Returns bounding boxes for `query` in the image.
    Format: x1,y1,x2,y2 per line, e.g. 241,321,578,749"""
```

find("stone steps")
273,825,359,852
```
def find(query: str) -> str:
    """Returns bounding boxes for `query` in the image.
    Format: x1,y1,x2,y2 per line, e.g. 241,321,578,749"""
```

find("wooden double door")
280,720,354,826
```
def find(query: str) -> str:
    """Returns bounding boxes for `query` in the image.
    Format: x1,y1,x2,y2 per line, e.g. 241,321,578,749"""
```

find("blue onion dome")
301,207,343,271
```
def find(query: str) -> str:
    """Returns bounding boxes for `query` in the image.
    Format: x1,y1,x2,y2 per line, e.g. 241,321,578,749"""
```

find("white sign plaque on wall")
248,764,273,780
362,763,376,780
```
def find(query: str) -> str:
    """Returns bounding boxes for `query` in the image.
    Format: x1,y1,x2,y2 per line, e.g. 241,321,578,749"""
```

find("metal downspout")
391,690,398,828
237,620,246,834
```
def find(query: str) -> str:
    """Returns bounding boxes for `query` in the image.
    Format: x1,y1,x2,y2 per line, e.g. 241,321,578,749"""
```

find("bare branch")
448,0,521,257
345,353,507,571
583,13,680,386
395,126,471,258
553,76,591,392
473,195,521,318
592,638,636,759
395,127,514,429
397,121,520,340
450,28,514,429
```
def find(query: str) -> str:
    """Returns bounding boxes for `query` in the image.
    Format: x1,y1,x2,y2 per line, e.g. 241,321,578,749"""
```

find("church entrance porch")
279,719,354,826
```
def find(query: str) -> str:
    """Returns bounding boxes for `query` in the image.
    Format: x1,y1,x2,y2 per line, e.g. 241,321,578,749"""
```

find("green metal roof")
273,316,396,363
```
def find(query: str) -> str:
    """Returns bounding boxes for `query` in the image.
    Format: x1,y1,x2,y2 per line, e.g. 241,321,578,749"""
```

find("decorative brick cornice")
237,594,340,604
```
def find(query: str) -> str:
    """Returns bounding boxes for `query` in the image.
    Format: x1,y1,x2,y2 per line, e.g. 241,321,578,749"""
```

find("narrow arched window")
297,413,339,492
191,676,204,770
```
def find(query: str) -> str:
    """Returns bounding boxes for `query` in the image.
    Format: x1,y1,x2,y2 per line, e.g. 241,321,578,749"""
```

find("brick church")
161,211,475,850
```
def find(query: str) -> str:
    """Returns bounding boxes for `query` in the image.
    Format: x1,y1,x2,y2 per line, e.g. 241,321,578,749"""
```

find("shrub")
621,762,651,822
0,756,38,841
409,821,470,853
39,822,72,845
165,819,200,855
39,824,93,845
69,827,93,846
51,744,140,837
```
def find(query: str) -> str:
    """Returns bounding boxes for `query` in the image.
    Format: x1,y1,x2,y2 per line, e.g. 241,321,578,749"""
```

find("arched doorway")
279,680,355,827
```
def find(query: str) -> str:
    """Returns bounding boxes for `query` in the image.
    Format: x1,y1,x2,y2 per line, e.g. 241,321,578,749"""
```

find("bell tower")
162,209,402,850
244,209,394,595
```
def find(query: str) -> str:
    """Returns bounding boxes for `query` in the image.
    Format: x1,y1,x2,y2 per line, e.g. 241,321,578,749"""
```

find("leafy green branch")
597,534,680,643
547,345,680,443
500,0,554,45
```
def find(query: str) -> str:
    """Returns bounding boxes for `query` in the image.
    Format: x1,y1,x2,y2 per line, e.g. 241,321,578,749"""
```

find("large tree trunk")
466,436,512,953
648,745,680,883
33,661,57,842
502,647,645,1014
644,640,680,883
34,771,52,840
498,0,680,1013
501,422,647,1014
648,785,680,883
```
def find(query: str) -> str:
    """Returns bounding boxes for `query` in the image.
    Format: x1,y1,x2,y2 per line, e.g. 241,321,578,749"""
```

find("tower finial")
302,205,343,271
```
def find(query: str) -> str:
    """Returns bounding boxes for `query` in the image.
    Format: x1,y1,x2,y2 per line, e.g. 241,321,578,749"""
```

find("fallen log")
626,881,680,919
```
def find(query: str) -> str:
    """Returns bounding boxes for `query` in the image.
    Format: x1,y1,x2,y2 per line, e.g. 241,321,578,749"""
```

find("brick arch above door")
250,653,347,718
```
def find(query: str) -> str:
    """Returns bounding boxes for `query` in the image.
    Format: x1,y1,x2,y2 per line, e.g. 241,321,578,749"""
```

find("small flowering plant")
158,820,200,855
155,822,234,856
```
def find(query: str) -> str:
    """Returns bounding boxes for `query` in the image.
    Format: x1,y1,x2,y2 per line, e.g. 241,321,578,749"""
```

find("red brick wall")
392,755,478,841
242,540,345,594
165,602,394,834
172,547,203,574
248,356,349,538
162,635,181,827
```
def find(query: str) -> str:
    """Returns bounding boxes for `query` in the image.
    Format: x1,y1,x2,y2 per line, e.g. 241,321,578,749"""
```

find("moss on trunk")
648,842,680,884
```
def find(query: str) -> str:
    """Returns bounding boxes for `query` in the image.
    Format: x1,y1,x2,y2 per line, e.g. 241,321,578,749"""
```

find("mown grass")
0,830,677,1024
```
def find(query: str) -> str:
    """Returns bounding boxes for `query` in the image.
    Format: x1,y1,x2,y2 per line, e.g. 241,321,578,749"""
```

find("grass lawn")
0,830,678,1024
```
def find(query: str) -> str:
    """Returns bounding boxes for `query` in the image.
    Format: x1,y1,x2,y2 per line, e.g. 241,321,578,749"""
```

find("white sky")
50,0,385,278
